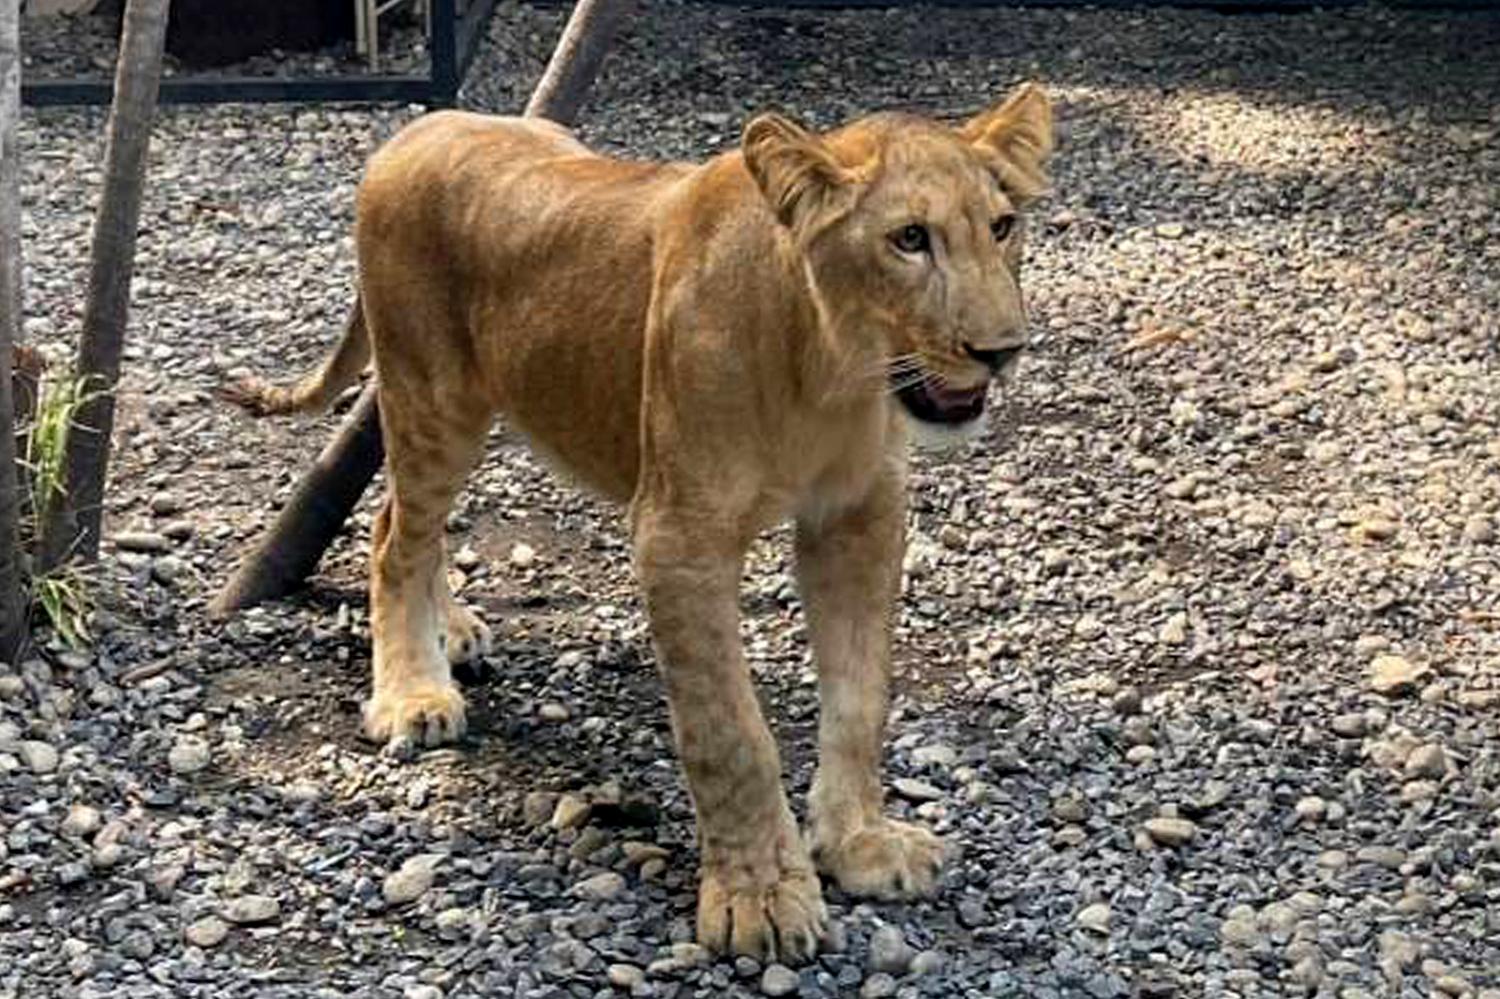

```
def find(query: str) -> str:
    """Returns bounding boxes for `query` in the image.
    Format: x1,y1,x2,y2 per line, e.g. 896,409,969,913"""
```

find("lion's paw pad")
814,818,944,899
697,862,826,963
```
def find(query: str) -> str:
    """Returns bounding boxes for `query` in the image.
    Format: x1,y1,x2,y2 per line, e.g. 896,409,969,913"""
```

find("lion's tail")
220,297,371,417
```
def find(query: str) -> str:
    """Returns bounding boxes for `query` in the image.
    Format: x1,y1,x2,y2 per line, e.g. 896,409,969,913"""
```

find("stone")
383,854,441,905
522,791,556,827
1159,612,1189,645
860,974,898,998
114,531,170,553
607,964,645,989
868,925,913,974
220,894,280,925
509,542,536,567
550,793,591,830
1143,817,1198,847
184,916,229,948
1404,743,1448,779
19,741,59,774
1369,655,1428,696
910,950,945,976
912,743,958,768
1112,687,1143,717
1220,917,1263,949
891,778,942,802
168,737,211,775
1076,902,1111,935
760,963,800,996
1294,796,1327,823
537,702,571,723
573,871,626,901
1331,712,1367,738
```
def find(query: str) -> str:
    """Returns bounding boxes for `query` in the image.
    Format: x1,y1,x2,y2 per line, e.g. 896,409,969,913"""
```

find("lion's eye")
991,215,1016,242
890,224,931,255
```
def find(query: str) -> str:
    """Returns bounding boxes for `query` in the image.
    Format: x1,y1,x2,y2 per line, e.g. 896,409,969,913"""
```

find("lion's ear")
960,82,1054,204
742,113,855,230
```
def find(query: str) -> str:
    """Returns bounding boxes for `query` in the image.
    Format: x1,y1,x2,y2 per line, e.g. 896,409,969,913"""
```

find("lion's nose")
962,341,1024,372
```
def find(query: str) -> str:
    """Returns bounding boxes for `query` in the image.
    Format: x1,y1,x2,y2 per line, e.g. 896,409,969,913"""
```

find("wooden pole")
43,0,171,567
212,0,636,617
0,0,28,662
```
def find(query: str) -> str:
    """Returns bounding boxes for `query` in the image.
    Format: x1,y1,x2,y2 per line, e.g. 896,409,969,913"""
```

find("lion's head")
742,83,1054,443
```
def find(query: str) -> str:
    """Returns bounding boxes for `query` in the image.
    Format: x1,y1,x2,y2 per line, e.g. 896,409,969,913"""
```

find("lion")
228,83,1053,961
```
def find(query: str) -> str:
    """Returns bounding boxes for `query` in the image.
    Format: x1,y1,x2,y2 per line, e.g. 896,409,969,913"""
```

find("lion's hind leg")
364,393,492,752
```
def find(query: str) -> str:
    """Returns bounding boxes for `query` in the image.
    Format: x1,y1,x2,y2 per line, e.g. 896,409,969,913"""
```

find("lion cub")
233,84,1053,960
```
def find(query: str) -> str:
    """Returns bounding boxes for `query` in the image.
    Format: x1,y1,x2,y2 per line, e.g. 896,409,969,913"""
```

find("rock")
114,530,170,553
1331,712,1367,738
1404,743,1448,779
184,916,229,947
60,804,102,837
607,964,645,989
152,555,188,586
383,854,441,905
1143,817,1198,847
1220,917,1263,949
573,871,626,901
868,925,913,974
1156,222,1186,239
403,987,443,999
1074,614,1105,640
537,702,571,722
1463,515,1495,543
910,950,945,976
550,793,591,830
19,741,59,774
509,542,537,567
1294,796,1327,824
912,743,958,768
1369,655,1428,696
891,777,942,802
1159,612,1189,645
1351,518,1400,543
1052,794,1088,824
1112,686,1143,717
522,791,557,826
220,894,280,925
452,546,481,570
148,491,181,516
168,737,211,775
860,974,897,999
760,963,800,996
1076,902,1111,935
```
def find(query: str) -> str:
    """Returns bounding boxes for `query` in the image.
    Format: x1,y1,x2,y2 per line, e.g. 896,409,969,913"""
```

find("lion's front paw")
813,817,944,899
364,683,467,749
697,855,827,962
441,601,493,666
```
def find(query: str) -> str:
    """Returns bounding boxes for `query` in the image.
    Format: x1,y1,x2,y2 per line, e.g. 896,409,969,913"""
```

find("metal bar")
429,0,458,106
22,73,436,108
458,0,501,73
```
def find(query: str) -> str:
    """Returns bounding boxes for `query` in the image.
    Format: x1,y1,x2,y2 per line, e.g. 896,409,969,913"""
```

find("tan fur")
236,85,1053,960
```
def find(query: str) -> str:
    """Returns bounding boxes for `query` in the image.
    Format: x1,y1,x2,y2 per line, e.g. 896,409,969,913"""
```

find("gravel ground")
5,2,1500,997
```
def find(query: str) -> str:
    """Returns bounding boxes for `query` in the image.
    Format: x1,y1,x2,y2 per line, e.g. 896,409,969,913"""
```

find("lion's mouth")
891,376,989,425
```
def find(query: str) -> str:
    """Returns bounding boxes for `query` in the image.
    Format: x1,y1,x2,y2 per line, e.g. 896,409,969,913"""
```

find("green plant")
17,369,102,648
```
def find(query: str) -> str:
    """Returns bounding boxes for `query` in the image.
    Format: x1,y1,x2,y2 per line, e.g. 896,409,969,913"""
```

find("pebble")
61,804,102,837
1404,743,1449,779
113,530,170,553
860,974,897,998
220,895,280,925
551,793,592,830
573,871,626,901
607,964,645,989
760,964,800,996
868,925,913,974
184,916,229,948
19,741,59,774
1143,817,1198,847
168,737,211,775
891,778,942,802
383,854,441,905
1369,655,1428,695
1076,902,1111,935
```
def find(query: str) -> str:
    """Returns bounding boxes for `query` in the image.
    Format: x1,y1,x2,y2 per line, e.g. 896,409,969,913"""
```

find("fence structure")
21,0,497,107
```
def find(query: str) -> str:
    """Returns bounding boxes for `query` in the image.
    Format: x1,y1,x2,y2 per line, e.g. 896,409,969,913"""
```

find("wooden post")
212,0,636,617
0,0,28,662
43,0,170,568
